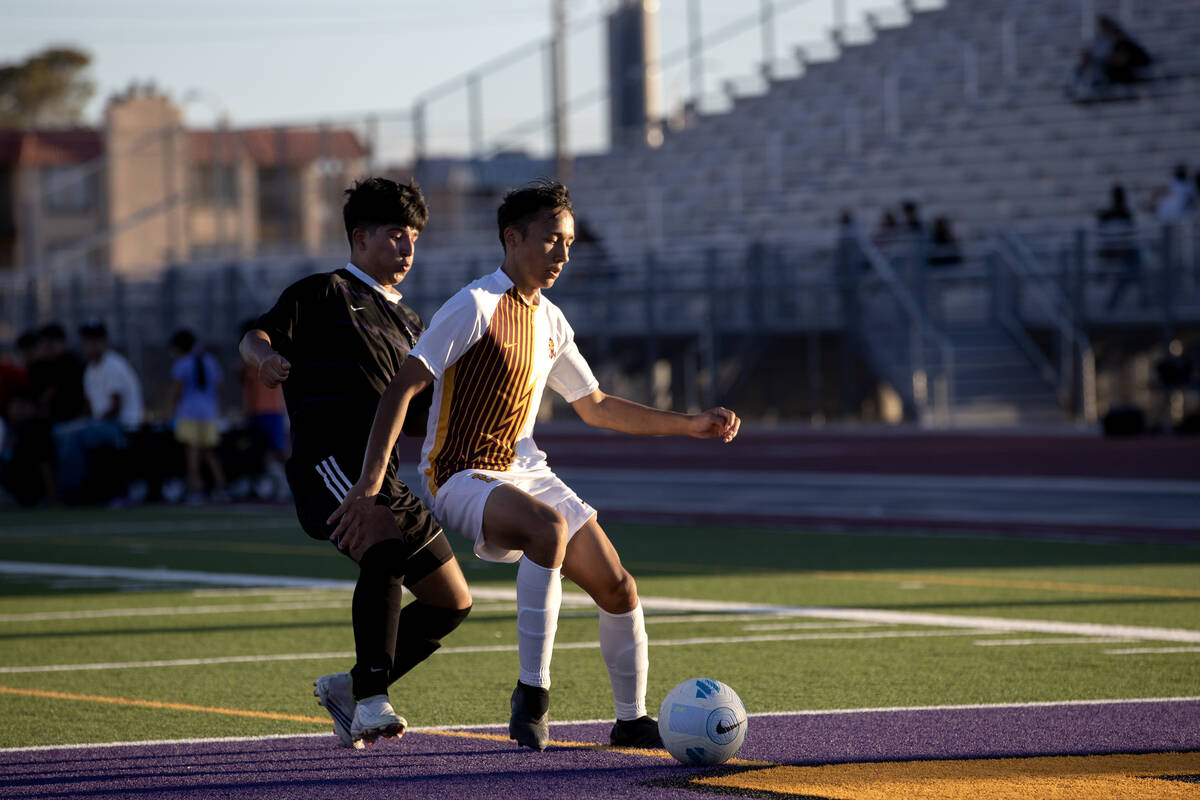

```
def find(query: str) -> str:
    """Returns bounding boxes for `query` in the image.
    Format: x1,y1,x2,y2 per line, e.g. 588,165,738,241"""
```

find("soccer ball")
657,678,748,765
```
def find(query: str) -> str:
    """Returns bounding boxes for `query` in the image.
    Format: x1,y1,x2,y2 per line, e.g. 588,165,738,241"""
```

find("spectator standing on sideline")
239,320,289,499
2,331,56,505
28,323,86,425
169,329,227,504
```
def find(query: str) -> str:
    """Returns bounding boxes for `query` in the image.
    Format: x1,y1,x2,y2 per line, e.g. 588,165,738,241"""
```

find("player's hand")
326,478,384,552
688,407,741,443
258,354,291,388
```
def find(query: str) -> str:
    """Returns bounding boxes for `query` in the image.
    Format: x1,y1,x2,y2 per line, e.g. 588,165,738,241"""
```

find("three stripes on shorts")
315,457,355,502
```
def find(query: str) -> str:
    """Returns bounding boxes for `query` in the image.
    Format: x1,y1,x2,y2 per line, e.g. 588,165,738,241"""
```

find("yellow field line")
0,684,772,765
810,572,1200,598
421,728,771,766
0,685,328,725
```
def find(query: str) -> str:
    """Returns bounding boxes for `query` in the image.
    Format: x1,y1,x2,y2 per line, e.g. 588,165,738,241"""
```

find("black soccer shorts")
285,450,448,570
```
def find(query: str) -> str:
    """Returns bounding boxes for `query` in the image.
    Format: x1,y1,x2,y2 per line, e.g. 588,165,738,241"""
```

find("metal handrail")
854,231,955,424
998,231,1096,422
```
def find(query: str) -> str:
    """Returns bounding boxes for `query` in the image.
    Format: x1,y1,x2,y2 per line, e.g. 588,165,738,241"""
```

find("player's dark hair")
496,179,573,248
170,329,207,390
343,177,429,248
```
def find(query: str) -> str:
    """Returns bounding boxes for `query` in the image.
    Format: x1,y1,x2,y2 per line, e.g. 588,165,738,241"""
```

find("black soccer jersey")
254,267,427,461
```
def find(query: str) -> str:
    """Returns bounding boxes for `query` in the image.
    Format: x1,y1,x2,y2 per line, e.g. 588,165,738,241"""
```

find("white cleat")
350,694,407,746
313,673,365,750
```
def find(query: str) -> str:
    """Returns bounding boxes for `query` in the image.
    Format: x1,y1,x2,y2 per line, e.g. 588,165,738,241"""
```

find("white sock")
598,602,649,720
515,556,561,689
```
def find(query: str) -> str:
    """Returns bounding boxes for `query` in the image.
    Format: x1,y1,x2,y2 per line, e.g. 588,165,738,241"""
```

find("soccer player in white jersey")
330,180,740,751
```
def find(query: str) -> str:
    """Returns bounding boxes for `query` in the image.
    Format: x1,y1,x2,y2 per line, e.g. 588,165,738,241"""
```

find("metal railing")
853,230,955,425
994,231,1097,422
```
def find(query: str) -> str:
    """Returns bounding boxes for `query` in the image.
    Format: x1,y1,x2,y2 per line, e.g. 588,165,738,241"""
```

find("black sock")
517,682,550,717
350,539,408,700
389,602,471,683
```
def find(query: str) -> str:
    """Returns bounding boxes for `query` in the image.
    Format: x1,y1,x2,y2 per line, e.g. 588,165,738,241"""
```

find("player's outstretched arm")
571,390,740,443
326,357,435,550
238,329,291,388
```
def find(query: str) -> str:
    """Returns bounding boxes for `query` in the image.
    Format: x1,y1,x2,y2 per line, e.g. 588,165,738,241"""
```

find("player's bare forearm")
571,390,741,442
327,358,434,543
358,358,434,492
239,330,290,388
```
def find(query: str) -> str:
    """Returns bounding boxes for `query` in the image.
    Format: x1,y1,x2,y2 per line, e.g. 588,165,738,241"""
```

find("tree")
0,47,95,127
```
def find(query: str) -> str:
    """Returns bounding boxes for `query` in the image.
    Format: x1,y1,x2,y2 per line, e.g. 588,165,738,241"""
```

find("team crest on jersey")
548,338,556,359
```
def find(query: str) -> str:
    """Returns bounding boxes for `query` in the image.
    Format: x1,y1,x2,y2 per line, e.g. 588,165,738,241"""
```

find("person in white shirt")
52,321,144,503
81,321,143,430
330,180,740,751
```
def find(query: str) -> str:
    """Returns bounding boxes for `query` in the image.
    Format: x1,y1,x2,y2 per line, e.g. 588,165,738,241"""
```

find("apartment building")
0,87,369,277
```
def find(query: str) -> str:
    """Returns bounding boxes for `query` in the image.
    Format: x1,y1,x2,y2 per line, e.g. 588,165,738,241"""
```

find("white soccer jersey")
409,268,598,497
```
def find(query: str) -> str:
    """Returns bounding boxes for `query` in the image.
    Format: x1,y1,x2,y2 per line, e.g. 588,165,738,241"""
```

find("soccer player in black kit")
239,178,471,748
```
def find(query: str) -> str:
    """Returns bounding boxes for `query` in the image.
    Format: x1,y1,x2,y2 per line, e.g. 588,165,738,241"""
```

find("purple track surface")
4,700,1198,799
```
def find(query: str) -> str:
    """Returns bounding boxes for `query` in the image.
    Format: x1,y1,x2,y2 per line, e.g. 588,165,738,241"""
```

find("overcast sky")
1,0,891,157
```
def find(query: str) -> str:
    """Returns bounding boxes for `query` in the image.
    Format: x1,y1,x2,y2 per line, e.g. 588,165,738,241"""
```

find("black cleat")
610,715,663,748
508,682,550,751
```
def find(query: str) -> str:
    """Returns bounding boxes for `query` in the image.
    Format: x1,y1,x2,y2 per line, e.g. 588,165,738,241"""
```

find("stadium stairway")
941,323,1066,426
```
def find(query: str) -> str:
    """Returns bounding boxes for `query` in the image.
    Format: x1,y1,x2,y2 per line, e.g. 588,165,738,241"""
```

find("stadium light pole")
761,0,776,75
687,0,703,106
551,0,570,179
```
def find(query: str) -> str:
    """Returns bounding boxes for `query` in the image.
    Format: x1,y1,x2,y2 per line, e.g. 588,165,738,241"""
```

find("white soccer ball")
657,678,748,765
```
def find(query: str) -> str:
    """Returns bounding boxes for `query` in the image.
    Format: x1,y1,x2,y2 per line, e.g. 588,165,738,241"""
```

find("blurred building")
0,86,368,276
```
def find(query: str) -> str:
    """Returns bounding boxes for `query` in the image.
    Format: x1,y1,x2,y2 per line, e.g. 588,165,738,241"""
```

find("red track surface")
398,425,1200,480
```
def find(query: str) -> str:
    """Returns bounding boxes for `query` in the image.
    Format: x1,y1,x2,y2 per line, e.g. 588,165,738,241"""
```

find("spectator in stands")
169,329,228,504
835,210,867,332
1152,164,1196,224
1072,15,1152,99
873,210,901,258
1098,184,1145,311
901,200,924,236
927,217,963,268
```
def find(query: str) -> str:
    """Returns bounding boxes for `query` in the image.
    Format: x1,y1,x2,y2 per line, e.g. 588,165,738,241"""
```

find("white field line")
1105,646,1200,655
742,621,899,632
4,561,1199,643
0,629,1001,674
0,601,349,622
5,696,1199,754
0,518,299,538
972,637,1137,647
0,599,520,623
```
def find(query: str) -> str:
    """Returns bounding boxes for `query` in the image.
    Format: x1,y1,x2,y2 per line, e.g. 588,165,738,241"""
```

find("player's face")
507,209,573,296
357,224,419,287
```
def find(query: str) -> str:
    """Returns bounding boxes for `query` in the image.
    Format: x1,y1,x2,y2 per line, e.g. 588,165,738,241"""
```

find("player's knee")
357,538,409,578
603,570,638,613
528,506,569,554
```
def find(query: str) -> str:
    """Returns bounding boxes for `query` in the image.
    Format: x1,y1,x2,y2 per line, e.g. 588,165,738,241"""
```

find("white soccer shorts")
424,465,596,563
